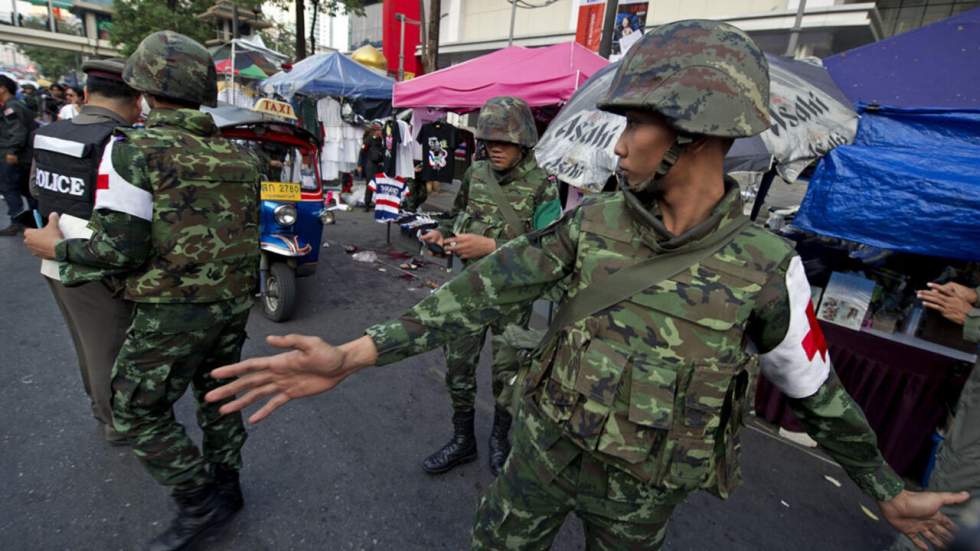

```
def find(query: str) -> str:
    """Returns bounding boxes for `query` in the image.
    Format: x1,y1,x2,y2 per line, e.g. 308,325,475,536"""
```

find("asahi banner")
537,55,858,191
535,63,623,192
761,56,858,181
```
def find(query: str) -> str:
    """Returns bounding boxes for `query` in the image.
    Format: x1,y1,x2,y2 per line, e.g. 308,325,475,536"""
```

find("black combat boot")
148,483,237,551
421,409,477,474
488,407,513,477
211,463,244,512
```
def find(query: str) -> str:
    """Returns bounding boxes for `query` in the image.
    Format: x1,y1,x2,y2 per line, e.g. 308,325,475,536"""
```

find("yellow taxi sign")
260,181,301,201
253,98,297,120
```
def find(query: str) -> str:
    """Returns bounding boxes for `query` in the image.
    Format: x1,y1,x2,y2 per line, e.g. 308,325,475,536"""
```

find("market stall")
391,41,608,206
262,52,396,184
392,41,608,110
756,103,980,481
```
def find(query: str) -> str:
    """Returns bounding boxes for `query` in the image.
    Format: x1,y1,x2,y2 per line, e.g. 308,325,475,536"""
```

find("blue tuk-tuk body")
206,104,335,321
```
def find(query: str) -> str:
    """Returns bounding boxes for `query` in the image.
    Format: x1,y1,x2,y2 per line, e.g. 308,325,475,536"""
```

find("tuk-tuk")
206,101,343,321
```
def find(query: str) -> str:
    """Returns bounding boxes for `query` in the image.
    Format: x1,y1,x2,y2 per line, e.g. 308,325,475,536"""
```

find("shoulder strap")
480,172,526,239
538,216,751,350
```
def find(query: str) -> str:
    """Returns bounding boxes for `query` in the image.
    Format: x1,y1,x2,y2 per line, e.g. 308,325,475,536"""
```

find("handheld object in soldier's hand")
13,209,40,229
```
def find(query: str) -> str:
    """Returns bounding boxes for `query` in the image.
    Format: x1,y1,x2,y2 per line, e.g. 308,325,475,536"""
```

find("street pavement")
0,207,899,550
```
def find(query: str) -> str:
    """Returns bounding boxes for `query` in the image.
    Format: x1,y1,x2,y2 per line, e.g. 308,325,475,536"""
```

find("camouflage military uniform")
56,107,260,490
891,286,980,550
441,155,558,412
365,21,904,548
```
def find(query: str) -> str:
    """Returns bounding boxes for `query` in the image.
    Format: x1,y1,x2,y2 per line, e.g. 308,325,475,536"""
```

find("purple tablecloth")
755,322,971,479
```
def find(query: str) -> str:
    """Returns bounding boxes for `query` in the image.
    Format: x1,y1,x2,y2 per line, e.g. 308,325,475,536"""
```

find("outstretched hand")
880,489,970,550
205,334,377,424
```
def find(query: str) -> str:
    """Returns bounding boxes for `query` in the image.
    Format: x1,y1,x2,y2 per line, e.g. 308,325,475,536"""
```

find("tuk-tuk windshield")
244,140,320,192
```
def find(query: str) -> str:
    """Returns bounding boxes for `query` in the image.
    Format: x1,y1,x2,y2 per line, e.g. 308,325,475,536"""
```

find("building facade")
432,0,978,66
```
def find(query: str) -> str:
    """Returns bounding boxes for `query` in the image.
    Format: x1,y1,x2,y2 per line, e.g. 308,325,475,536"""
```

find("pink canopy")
393,41,608,110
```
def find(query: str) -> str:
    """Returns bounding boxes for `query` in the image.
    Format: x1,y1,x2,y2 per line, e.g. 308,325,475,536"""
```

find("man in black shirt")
0,75,36,235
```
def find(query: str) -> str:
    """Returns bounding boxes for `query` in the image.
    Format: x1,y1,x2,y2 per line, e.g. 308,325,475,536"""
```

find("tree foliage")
109,0,264,56
109,1,367,60
19,45,82,82
18,16,83,81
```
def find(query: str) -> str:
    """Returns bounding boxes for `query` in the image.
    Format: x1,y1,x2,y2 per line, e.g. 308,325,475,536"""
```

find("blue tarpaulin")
825,8,980,109
263,52,394,100
795,104,980,260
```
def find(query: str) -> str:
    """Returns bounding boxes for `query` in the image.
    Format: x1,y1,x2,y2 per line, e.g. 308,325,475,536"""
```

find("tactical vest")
524,194,793,497
34,120,117,219
453,159,550,241
120,126,260,303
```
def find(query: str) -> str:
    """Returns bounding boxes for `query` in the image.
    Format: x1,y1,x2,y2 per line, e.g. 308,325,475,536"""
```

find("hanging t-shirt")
382,119,400,177
395,120,416,179
368,174,410,223
418,121,456,183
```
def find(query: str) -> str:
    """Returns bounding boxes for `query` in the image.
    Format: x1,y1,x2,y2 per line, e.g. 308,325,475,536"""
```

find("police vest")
33,120,118,219
524,193,794,497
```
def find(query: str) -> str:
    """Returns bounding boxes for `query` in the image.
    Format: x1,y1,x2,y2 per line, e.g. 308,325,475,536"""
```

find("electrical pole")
508,0,517,46
423,0,440,73
396,13,420,81
598,0,620,58
296,0,307,60
232,1,240,39
785,0,808,58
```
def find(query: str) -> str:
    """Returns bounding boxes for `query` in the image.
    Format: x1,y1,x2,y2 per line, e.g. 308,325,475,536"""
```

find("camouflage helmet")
475,96,538,147
597,20,770,138
123,31,218,108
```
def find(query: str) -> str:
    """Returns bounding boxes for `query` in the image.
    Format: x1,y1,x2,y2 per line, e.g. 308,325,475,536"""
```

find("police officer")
0,74,35,235
418,96,558,476
205,21,967,551
26,58,141,444
25,31,260,551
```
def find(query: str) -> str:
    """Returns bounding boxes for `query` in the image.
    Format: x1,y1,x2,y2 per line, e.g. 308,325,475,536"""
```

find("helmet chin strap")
619,134,694,194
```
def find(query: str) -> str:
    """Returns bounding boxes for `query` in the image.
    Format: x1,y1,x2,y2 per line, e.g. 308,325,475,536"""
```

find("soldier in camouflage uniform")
206,21,967,551
418,96,559,476
22,31,259,551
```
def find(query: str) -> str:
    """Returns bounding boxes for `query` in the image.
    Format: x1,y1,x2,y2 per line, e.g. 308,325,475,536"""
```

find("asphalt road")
0,208,897,551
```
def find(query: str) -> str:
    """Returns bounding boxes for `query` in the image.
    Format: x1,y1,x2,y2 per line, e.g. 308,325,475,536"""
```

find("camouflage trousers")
111,298,252,492
472,402,686,550
444,304,531,413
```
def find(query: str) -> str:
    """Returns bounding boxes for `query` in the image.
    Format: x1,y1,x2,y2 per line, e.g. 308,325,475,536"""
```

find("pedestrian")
25,58,141,444
361,121,384,210
0,74,36,235
24,31,260,551
57,85,84,120
19,81,39,115
205,21,969,551
887,281,980,550
417,96,559,476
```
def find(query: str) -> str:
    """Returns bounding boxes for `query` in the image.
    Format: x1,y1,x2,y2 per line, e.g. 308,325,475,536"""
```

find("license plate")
260,181,301,201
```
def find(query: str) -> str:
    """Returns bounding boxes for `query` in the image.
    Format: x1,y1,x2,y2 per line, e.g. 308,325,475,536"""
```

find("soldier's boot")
211,463,244,512
0,222,24,236
148,484,238,551
487,407,512,477
421,409,477,474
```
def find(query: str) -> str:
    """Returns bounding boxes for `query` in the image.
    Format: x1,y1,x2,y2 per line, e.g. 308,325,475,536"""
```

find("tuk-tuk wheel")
263,262,297,322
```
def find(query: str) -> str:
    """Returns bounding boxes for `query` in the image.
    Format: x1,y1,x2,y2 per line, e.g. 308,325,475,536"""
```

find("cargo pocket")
596,354,676,465
659,359,737,492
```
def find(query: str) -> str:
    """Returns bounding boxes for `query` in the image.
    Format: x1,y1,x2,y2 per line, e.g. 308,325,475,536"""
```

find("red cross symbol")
802,301,828,362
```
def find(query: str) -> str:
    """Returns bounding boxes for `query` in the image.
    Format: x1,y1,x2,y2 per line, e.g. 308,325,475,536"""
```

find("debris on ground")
824,475,842,488
780,500,790,508
352,251,378,263
344,244,358,254
860,504,879,521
